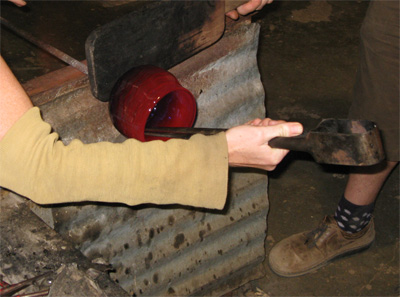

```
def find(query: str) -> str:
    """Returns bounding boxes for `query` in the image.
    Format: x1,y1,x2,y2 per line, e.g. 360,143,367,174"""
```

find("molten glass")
109,65,197,141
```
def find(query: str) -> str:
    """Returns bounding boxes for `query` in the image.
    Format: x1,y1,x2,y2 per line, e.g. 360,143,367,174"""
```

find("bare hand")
226,0,273,20
225,119,303,171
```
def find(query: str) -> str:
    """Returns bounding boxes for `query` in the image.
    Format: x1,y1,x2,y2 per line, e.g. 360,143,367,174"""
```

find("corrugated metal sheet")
35,22,268,296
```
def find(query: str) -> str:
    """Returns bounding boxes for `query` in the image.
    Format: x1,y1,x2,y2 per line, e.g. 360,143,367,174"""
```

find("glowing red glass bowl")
109,65,197,142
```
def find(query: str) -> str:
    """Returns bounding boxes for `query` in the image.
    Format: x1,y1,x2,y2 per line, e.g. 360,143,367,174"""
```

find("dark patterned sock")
334,195,375,233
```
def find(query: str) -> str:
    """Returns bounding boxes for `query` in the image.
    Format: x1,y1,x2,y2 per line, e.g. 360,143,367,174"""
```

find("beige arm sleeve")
0,107,229,209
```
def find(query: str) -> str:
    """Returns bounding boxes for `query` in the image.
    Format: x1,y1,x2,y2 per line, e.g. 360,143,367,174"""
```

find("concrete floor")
1,1,399,296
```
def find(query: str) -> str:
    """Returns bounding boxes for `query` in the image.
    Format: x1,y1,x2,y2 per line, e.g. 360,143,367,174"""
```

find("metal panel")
35,22,267,296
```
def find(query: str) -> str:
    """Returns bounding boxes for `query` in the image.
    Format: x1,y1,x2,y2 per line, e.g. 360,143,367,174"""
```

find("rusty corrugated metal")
34,22,267,296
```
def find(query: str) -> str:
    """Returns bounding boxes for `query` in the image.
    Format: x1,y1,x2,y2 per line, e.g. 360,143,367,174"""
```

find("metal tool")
1,1,248,101
86,0,248,101
0,271,52,297
0,17,88,75
145,119,386,166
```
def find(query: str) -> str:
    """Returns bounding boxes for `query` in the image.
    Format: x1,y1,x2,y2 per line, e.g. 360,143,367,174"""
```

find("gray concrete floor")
1,1,399,296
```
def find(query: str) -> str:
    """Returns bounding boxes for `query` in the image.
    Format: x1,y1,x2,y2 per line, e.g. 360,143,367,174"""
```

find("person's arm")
0,56,302,209
0,56,33,140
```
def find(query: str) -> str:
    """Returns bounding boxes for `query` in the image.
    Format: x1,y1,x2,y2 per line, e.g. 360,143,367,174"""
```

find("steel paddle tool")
145,119,385,166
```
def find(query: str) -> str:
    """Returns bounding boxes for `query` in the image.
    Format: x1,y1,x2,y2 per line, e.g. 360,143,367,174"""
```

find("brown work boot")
268,215,375,277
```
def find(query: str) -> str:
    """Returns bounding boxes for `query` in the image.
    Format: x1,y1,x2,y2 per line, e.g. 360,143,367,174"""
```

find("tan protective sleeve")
0,107,229,209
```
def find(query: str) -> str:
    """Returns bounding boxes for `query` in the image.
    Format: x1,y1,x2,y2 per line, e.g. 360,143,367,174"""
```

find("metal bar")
16,289,50,297
0,17,88,75
0,272,53,297
0,279,10,288
144,127,226,139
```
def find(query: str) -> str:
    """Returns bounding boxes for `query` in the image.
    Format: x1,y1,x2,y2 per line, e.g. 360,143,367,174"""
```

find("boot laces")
304,222,328,248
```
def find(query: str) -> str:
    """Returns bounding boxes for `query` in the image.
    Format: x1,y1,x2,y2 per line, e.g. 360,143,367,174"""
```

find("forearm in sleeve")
0,107,229,209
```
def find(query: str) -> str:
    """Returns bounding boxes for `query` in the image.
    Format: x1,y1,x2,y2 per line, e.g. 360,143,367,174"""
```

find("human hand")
225,118,303,171
8,0,27,7
226,0,273,20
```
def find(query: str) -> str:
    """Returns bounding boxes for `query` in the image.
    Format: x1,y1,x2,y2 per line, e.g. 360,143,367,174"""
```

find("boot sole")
269,240,374,278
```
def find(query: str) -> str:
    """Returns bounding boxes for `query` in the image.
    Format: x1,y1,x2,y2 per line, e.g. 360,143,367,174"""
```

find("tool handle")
145,127,310,153
268,134,310,152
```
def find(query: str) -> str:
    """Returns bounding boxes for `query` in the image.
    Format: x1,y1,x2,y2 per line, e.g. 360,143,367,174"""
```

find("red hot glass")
109,65,197,142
